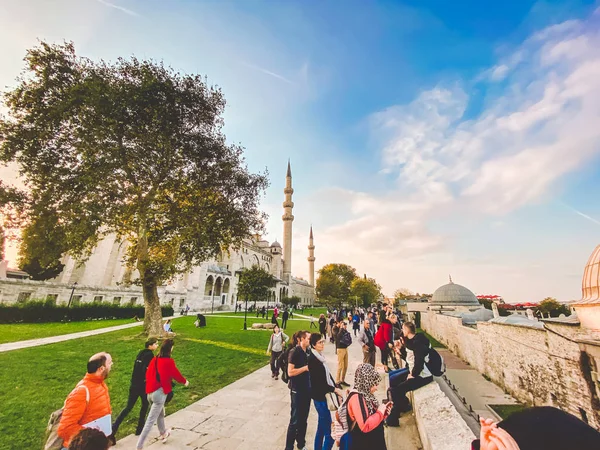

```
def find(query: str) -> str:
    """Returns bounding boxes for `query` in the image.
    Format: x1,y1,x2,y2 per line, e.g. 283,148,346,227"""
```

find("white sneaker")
160,429,171,443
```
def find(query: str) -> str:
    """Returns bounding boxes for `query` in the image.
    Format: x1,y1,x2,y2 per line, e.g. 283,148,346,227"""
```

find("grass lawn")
0,314,313,450
489,404,528,420
417,328,446,348
0,319,136,344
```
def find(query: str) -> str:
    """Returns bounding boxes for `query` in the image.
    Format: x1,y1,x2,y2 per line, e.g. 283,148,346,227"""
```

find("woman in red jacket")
136,339,189,449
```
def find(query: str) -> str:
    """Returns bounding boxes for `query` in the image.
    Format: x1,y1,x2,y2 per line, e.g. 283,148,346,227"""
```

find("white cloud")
316,11,600,299
95,0,139,17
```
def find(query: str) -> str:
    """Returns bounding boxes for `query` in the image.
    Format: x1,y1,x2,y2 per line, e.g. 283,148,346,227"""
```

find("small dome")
430,280,479,306
271,240,282,248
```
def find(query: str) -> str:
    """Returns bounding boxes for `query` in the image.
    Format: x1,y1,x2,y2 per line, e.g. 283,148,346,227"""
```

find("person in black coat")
308,333,343,450
112,338,158,436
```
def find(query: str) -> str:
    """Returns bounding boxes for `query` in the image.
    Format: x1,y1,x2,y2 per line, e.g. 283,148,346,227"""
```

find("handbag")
326,391,342,411
154,356,175,403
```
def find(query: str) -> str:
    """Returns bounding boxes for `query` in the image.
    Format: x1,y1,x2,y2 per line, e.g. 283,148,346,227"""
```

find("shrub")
0,300,174,323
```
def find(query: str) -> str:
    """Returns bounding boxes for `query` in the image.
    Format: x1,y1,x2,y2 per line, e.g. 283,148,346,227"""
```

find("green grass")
417,328,446,348
0,315,313,450
489,404,528,420
0,319,136,344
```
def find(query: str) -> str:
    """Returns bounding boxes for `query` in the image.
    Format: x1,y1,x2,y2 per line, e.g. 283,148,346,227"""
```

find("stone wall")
422,311,600,430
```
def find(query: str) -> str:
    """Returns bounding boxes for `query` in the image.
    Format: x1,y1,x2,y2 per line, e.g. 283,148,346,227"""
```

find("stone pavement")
114,328,423,450
438,349,517,423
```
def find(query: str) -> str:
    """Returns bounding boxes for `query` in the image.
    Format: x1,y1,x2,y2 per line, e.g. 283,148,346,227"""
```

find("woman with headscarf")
345,363,392,450
308,333,344,450
473,406,600,450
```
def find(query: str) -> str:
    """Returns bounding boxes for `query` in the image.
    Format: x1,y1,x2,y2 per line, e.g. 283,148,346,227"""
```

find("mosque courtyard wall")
422,311,600,430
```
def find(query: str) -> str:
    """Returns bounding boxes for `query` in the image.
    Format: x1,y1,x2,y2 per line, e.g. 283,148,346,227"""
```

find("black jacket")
404,333,430,378
308,352,336,401
131,348,155,389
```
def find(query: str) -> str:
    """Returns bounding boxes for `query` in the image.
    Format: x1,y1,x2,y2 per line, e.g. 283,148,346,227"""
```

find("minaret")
308,226,315,286
282,160,294,283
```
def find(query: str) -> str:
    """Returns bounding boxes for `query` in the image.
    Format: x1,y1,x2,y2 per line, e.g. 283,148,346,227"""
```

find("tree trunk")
137,215,163,337
143,280,163,337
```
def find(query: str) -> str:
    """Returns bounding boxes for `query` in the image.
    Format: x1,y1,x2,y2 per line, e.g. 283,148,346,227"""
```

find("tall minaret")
308,225,315,286
282,160,294,283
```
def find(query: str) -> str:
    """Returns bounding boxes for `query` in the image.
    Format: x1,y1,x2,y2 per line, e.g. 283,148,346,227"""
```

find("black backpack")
425,347,446,376
278,347,294,384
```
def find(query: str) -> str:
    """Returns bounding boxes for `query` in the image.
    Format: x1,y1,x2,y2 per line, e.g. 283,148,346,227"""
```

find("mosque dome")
572,245,600,332
270,240,282,248
576,244,600,305
430,278,480,307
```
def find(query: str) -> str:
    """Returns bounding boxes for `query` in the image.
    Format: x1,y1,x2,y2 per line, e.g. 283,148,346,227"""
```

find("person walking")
318,313,327,339
282,308,290,329
136,339,189,449
345,363,392,450
310,314,318,329
386,321,433,427
266,325,289,379
57,353,113,449
357,319,376,367
352,312,361,337
285,331,312,450
308,333,343,450
112,338,158,437
328,314,336,343
335,321,352,386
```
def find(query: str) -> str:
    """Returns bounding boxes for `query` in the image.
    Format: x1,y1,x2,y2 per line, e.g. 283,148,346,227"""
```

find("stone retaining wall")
412,382,475,450
422,311,600,430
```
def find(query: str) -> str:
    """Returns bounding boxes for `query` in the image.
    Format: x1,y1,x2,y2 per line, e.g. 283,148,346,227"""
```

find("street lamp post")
243,294,249,330
266,294,269,320
67,282,78,308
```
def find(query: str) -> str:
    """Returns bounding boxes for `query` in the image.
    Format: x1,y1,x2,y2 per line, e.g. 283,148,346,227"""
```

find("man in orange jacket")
58,352,113,448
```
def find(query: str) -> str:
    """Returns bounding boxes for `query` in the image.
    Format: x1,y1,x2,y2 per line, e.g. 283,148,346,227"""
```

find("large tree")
351,276,382,308
236,266,277,306
315,263,358,308
0,42,269,336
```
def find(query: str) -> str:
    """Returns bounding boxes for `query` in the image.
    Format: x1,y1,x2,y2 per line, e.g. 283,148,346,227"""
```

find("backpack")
425,347,446,376
339,330,352,347
332,392,365,448
44,384,90,450
277,346,294,384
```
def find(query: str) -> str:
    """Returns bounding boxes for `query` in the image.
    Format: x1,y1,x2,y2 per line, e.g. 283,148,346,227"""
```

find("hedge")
0,300,174,323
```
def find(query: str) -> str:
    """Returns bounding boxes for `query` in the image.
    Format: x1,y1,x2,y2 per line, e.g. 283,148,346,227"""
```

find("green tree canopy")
237,266,277,305
536,297,571,318
316,263,358,308
351,277,382,307
0,42,269,336
17,209,66,280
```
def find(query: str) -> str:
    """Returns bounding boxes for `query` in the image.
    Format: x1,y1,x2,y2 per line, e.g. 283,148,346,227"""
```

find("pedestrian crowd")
48,302,600,450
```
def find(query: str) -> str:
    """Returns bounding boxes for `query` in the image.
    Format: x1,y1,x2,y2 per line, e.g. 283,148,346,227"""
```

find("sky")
1,0,600,302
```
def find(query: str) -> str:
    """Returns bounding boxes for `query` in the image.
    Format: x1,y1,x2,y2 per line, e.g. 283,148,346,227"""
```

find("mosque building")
0,163,316,308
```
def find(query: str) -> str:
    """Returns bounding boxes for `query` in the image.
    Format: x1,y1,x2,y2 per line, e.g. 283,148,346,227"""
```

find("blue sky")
1,0,600,301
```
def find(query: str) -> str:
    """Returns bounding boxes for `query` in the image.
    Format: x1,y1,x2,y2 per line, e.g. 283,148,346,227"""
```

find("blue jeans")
314,399,334,450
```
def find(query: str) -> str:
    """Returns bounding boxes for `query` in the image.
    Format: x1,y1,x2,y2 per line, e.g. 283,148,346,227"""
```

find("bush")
0,300,174,323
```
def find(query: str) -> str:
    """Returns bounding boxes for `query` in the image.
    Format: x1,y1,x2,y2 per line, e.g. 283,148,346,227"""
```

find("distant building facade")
0,163,316,309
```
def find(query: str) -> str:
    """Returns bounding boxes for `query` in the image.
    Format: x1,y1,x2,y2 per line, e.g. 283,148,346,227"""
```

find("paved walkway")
114,330,423,450
437,349,517,428
0,316,179,353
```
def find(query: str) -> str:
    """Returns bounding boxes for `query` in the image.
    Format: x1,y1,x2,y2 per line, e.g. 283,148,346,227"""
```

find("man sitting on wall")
386,321,434,426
